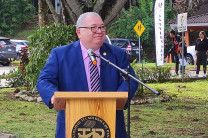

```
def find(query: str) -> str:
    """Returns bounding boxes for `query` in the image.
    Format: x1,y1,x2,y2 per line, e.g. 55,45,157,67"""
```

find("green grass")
129,101,208,138
145,80,208,101
140,62,175,66
11,60,20,64
13,24,39,40
137,62,195,68
128,80,208,137
0,88,56,137
0,80,208,137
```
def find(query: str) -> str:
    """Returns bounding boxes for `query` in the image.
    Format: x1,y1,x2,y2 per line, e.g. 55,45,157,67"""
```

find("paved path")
170,69,207,78
0,65,17,75
0,65,17,88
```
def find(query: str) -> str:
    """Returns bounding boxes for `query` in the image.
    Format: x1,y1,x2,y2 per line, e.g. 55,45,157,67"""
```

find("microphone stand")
95,54,160,138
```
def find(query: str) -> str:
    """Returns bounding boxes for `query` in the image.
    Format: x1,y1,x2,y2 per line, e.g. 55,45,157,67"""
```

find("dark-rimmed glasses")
79,26,106,33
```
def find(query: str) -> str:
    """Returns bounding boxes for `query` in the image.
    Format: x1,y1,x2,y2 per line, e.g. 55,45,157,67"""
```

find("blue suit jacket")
36,40,138,138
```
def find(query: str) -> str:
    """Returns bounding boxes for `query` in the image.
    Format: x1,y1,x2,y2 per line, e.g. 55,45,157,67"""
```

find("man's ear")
76,29,81,39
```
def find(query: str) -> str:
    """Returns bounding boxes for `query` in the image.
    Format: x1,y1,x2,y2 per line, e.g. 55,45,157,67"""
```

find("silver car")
0,37,17,66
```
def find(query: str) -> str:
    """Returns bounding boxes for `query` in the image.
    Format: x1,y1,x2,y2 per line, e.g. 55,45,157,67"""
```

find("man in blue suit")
37,12,138,138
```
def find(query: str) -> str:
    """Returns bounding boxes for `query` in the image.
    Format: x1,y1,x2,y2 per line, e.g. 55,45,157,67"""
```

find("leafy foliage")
0,24,77,90
109,0,154,48
7,68,27,88
172,0,199,15
133,64,171,83
0,0,35,35
109,0,175,62
23,24,76,90
6,49,30,88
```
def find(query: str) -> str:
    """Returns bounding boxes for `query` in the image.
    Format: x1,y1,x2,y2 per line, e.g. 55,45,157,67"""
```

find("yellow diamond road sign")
134,20,145,36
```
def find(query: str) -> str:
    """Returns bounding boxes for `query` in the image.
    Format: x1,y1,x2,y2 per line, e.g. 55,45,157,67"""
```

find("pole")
95,53,160,137
127,66,130,138
182,32,184,82
96,54,160,95
138,36,141,63
141,53,144,95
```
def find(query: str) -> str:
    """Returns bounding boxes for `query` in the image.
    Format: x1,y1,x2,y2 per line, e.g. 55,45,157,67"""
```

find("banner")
154,0,165,66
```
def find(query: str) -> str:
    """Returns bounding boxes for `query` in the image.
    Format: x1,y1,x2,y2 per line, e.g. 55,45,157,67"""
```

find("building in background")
169,4,208,46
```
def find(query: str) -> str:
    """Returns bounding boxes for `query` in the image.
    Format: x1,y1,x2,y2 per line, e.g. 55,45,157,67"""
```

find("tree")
171,0,200,15
38,0,49,27
46,0,61,24
0,0,35,35
108,0,175,62
39,0,129,27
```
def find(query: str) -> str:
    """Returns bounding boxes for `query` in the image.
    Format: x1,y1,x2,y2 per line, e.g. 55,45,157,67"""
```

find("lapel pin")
103,52,107,56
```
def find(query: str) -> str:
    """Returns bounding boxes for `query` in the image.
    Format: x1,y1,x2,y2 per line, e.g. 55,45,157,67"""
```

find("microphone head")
87,49,97,65
87,49,94,55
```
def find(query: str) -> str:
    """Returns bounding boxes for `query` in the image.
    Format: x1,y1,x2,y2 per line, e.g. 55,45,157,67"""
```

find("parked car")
0,37,17,66
10,39,29,59
186,45,208,65
10,39,30,47
104,35,112,45
110,38,142,62
186,45,195,65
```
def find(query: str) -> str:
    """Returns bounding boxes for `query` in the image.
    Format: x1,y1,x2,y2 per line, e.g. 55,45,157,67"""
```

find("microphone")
87,49,97,65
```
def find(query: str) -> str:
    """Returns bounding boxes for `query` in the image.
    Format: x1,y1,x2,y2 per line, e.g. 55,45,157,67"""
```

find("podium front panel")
54,92,128,138
66,98,116,138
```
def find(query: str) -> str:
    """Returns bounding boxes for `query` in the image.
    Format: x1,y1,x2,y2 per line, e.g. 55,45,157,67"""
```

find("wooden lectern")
54,92,128,138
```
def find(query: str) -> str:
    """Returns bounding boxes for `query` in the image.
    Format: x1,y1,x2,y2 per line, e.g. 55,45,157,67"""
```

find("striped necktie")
89,59,100,92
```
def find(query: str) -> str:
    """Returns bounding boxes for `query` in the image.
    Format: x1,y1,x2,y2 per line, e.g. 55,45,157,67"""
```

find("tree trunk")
53,0,129,27
93,0,105,14
132,0,137,6
38,0,49,27
169,0,172,7
61,1,73,25
102,0,128,27
45,0,61,24
188,0,193,9
61,0,83,24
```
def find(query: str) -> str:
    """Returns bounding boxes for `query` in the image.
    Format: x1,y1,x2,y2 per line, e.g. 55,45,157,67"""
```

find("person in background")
170,30,180,75
178,37,187,74
195,31,208,77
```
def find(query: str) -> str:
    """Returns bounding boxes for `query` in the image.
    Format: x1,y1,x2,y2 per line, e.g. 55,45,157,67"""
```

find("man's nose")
96,28,102,33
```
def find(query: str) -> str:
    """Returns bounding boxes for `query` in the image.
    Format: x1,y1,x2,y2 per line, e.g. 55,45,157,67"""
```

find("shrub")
8,24,76,90
131,60,171,95
7,68,27,87
6,49,29,88
133,64,171,83
25,24,76,89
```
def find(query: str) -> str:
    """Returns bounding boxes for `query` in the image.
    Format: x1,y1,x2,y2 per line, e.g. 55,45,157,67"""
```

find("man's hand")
51,95,55,104
195,50,197,59
51,95,66,110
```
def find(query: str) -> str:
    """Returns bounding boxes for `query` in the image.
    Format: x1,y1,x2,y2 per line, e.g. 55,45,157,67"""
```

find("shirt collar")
80,42,100,60
80,42,88,60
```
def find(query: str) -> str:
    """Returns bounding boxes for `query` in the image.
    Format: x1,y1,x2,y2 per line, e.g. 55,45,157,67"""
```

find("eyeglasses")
79,26,106,33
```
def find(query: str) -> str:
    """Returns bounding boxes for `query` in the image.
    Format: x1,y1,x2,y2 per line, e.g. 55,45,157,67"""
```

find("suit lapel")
72,41,89,91
100,44,113,91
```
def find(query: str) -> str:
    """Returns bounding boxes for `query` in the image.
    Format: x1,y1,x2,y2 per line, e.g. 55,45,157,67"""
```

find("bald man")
37,12,138,138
